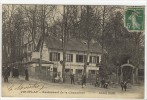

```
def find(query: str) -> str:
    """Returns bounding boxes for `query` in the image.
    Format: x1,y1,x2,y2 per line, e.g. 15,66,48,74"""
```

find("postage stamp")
124,7,145,31
1,4,145,99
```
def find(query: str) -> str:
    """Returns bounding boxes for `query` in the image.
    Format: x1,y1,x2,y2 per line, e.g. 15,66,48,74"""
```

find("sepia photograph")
2,4,145,99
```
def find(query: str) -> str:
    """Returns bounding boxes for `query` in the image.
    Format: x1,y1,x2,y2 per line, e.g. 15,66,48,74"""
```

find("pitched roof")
45,35,62,50
45,35,102,53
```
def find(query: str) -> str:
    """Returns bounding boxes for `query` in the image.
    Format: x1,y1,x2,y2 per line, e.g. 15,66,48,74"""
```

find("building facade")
22,35,102,82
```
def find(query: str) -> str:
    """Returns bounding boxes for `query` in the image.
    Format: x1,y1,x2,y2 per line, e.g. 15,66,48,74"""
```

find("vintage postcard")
1,4,145,99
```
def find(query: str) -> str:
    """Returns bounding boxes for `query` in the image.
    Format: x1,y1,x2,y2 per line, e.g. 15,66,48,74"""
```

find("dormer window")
76,54,86,63
89,56,99,64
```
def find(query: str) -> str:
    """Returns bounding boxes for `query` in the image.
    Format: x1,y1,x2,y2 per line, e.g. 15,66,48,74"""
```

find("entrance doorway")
120,64,135,84
122,66,133,81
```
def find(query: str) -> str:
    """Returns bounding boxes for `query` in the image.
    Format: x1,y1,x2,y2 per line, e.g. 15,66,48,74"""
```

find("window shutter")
50,52,52,61
58,53,60,61
76,55,78,62
71,54,73,62
65,54,67,62
97,56,99,64
90,56,92,63
84,55,86,62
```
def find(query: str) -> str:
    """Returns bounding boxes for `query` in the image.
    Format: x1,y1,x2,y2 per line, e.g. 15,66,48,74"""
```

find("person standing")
25,68,29,81
7,66,11,77
120,81,127,91
123,81,127,91
104,82,109,89
120,81,124,91
82,73,86,88
70,73,75,84
101,78,105,88
3,67,9,83
15,67,19,78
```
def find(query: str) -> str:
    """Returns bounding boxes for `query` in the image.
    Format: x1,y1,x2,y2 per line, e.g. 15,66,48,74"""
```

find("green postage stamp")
125,7,145,31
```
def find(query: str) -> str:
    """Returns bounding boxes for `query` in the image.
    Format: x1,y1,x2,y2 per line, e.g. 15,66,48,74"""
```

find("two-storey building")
44,35,102,76
22,34,102,82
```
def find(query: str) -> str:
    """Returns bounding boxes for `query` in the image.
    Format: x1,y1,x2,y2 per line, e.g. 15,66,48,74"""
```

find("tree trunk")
62,5,67,82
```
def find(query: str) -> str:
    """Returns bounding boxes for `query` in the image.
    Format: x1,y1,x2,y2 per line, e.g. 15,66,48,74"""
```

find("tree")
2,5,25,64
79,6,101,75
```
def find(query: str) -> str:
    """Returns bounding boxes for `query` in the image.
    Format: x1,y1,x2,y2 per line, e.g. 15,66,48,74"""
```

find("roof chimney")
127,59,130,64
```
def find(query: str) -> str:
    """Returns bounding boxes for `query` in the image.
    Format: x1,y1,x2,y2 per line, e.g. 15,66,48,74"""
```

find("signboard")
32,52,40,59
124,7,144,31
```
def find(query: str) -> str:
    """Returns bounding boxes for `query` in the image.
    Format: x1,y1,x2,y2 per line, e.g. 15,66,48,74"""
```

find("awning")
25,59,54,64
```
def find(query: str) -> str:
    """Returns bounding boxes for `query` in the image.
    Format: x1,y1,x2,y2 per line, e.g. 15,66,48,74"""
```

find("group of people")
2,66,29,83
80,74,131,90
120,81,128,91
70,73,111,89
94,77,132,92
12,67,19,78
70,73,86,88
3,66,131,92
101,78,131,91
100,78,109,89
70,73,130,90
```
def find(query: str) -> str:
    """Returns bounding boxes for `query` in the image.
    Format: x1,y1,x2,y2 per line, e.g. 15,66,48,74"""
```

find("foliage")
2,5,144,78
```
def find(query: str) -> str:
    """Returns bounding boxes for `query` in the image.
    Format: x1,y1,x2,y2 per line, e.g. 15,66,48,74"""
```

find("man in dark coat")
15,67,19,78
7,66,11,77
104,82,108,89
70,73,75,84
101,78,105,88
3,67,9,83
120,81,124,91
52,72,56,83
120,81,127,91
25,68,29,81
123,82,127,91
82,73,86,88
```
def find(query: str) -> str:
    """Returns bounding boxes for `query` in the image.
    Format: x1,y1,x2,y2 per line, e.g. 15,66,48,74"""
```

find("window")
89,56,99,63
66,54,73,62
89,70,96,74
50,52,60,61
65,69,73,74
76,69,83,74
76,54,86,63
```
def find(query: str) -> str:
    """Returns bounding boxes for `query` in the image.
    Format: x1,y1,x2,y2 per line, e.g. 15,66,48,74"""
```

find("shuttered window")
76,55,86,63
89,56,99,63
66,54,73,62
50,52,60,61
